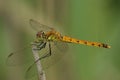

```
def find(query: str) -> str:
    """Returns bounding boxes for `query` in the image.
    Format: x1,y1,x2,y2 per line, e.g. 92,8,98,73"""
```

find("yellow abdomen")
62,36,111,48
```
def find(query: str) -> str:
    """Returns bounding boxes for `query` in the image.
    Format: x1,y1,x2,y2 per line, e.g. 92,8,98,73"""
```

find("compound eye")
36,31,42,37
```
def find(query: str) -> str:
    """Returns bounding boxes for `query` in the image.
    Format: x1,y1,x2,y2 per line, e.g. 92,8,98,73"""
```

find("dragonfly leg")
37,42,46,50
35,42,51,61
26,51,51,73
32,42,46,50
26,42,52,73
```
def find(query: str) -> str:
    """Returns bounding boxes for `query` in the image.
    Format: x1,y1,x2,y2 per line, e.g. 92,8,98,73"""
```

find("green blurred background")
0,0,119,80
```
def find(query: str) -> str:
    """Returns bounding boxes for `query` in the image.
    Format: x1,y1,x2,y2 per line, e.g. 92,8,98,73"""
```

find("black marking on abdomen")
98,44,101,47
102,44,108,48
69,38,72,41
91,43,95,46
77,40,79,43
84,41,87,44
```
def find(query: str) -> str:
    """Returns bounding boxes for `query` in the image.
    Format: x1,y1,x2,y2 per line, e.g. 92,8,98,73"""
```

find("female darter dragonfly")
7,19,111,78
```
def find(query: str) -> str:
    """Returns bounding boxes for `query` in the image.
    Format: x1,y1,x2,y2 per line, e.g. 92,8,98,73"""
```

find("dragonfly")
7,19,111,78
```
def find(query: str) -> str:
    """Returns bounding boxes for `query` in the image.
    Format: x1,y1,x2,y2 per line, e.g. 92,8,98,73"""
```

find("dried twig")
31,44,46,80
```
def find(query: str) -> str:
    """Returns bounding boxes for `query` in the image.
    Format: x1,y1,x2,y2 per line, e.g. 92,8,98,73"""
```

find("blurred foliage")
0,0,119,80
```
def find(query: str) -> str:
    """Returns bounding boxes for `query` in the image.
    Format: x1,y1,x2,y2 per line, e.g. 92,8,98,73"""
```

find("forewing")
29,19,54,32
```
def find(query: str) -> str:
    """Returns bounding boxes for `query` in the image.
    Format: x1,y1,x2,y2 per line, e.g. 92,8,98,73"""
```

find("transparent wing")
42,41,69,69
29,19,54,32
25,41,69,79
6,45,34,66
54,41,69,52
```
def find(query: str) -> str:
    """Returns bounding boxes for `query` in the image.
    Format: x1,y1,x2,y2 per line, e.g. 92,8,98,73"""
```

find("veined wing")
6,45,34,66
29,19,54,32
25,41,69,79
41,41,69,69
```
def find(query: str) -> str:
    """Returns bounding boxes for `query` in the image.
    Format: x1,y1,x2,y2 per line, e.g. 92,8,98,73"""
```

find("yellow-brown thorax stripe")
46,31,62,40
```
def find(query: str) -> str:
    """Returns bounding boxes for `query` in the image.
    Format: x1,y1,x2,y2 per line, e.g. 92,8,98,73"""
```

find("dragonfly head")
36,31,46,38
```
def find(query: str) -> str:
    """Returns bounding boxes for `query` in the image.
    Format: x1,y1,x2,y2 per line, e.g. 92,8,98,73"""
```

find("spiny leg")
37,42,46,50
32,42,46,50
36,41,52,60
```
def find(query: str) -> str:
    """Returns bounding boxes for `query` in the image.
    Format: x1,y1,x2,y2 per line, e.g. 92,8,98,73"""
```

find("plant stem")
31,44,46,80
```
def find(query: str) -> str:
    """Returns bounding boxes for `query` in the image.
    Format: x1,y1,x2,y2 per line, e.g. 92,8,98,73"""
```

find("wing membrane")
25,41,69,78
6,45,34,66
29,19,54,32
